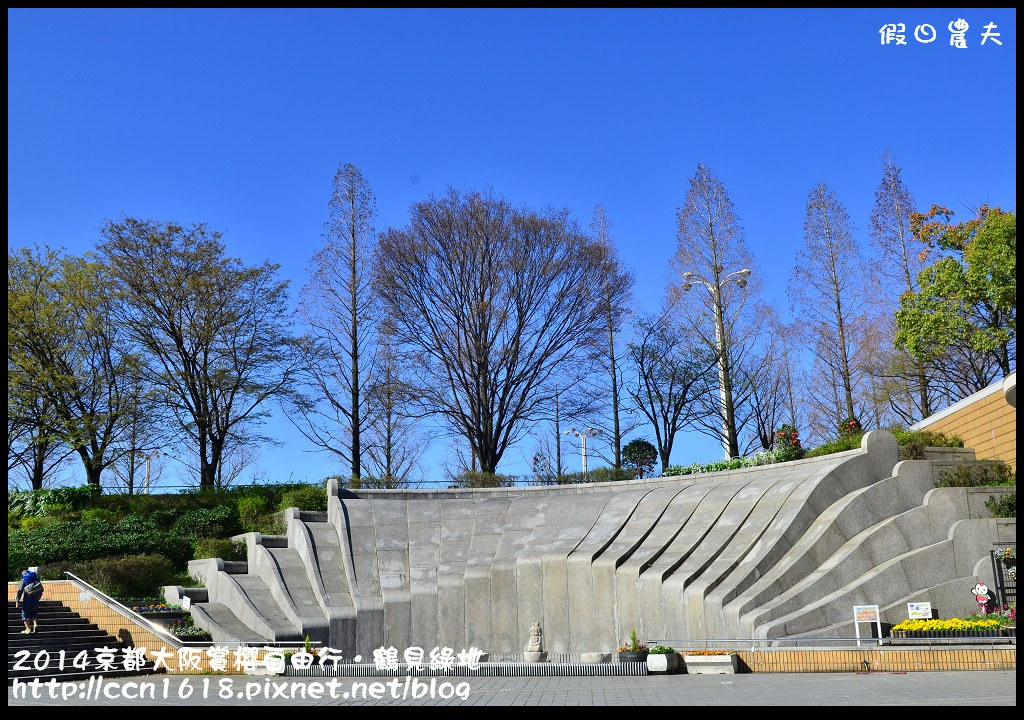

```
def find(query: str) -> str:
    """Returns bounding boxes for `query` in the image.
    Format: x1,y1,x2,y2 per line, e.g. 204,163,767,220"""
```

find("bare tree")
789,181,868,426
869,151,931,420
669,164,758,459
7,389,74,490
586,205,637,470
293,163,378,481
105,376,169,494
627,308,715,473
375,189,613,474
360,329,425,488
735,308,792,454
99,218,301,490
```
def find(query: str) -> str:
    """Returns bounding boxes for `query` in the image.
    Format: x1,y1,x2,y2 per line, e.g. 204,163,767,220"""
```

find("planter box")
646,653,679,674
618,651,649,664
684,655,738,674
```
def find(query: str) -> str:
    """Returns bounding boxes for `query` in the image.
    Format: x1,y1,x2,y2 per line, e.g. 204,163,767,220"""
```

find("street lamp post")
682,266,751,459
563,427,602,480
143,451,161,495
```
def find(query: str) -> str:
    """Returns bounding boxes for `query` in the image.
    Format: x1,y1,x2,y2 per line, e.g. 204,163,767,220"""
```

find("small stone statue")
526,622,543,652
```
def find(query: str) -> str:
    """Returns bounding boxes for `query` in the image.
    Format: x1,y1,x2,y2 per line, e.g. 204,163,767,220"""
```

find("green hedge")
8,518,192,580
556,467,636,484
936,463,1015,488
279,486,328,512
193,538,247,561
171,505,242,540
447,472,517,488
39,554,176,598
804,434,863,458
985,491,1016,518
8,485,102,517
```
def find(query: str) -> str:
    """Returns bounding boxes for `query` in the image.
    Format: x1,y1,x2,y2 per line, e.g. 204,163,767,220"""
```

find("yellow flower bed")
891,618,1001,632
682,649,734,656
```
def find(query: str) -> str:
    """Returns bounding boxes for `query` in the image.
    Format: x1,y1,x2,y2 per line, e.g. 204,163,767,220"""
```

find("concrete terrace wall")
910,372,1016,474
181,430,1015,658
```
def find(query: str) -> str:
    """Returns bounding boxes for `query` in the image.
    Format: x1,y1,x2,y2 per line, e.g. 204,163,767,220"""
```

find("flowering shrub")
648,644,675,655
618,627,647,653
129,602,183,615
838,417,862,439
891,618,1002,632
774,424,803,462
663,452,774,477
165,617,212,640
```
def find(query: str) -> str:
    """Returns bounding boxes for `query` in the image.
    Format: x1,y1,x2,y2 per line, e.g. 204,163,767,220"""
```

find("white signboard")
181,596,192,611
907,602,932,619
852,604,882,646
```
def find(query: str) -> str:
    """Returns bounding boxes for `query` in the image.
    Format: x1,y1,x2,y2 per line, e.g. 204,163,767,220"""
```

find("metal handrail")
62,572,183,649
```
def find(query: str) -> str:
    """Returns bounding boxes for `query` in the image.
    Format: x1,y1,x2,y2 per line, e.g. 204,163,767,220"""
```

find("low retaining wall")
735,648,1016,672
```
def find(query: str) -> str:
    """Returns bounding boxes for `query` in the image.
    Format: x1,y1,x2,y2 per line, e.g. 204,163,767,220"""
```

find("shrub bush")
622,439,658,479
8,511,23,530
774,424,803,462
838,416,863,438
238,495,272,532
171,504,242,539
555,467,635,484
447,472,516,489
39,554,176,598
892,428,965,460
985,492,1016,518
255,512,287,535
8,484,102,517
8,519,193,580
193,538,247,561
279,485,329,511
20,516,60,532
936,463,1015,488
804,434,863,458
80,508,119,525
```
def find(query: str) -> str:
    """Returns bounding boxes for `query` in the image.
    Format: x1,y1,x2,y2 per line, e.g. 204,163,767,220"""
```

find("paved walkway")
8,671,1016,706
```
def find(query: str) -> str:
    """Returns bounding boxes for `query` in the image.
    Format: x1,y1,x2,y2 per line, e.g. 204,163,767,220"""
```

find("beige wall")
912,378,1016,474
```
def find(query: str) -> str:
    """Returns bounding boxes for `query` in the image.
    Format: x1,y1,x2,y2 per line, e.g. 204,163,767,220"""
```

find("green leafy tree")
9,247,140,486
896,206,1016,388
621,438,657,479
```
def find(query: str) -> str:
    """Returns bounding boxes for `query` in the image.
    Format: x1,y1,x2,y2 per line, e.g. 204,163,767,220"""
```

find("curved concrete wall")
179,431,1015,656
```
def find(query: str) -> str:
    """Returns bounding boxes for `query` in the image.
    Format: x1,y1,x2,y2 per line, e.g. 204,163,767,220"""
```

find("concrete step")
229,574,303,640
306,522,356,613
190,601,269,643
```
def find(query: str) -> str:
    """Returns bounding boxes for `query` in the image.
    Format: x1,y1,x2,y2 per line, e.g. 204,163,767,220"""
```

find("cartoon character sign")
971,582,992,613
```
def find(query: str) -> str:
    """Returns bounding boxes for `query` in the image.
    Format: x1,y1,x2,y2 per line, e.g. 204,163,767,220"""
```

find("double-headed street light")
682,266,751,459
563,426,602,479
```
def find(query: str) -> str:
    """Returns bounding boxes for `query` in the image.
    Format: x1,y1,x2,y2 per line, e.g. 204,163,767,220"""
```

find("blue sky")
8,8,1016,489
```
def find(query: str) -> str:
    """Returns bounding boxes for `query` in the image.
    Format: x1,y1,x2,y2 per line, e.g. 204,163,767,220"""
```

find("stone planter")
618,651,649,664
683,654,738,674
580,652,611,663
646,652,679,674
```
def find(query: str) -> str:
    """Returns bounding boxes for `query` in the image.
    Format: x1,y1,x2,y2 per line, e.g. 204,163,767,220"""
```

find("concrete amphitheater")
167,430,1016,655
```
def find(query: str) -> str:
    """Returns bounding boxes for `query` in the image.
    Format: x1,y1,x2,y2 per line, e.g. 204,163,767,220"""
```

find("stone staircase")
8,600,162,684
164,431,1015,656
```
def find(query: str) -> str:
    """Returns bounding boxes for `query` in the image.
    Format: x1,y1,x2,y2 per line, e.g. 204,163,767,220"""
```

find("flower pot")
646,653,679,674
618,651,648,664
683,655,738,675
